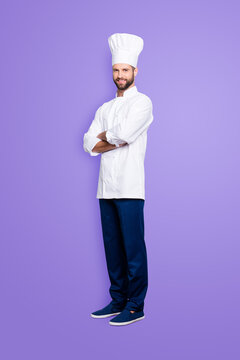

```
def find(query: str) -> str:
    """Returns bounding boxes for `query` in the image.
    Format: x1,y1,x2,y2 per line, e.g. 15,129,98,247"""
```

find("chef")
83,32,154,326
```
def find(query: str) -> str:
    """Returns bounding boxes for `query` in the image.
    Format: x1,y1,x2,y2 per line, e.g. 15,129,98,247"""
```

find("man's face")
112,63,137,90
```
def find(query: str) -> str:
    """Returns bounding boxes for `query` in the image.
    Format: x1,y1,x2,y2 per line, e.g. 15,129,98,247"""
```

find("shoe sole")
109,315,145,326
90,312,121,319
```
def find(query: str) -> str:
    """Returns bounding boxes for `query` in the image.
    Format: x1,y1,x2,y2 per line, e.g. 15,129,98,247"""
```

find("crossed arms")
83,97,153,156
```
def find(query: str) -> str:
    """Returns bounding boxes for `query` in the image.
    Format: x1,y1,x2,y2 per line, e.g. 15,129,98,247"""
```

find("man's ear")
134,67,138,77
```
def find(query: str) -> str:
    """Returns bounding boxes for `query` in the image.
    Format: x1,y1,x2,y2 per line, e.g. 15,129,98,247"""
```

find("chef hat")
108,33,144,68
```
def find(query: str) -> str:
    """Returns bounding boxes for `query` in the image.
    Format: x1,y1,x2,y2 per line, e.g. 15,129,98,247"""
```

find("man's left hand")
97,131,107,141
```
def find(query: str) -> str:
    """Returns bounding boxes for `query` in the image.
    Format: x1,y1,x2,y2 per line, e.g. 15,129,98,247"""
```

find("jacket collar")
115,85,138,98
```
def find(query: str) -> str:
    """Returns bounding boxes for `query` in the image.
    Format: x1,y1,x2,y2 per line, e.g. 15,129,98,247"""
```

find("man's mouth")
117,80,126,84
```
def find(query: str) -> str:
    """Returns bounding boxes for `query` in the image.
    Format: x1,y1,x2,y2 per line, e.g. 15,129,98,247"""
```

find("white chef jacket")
83,85,153,199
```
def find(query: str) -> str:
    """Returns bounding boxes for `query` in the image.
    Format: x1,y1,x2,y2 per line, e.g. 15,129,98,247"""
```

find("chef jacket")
83,85,153,199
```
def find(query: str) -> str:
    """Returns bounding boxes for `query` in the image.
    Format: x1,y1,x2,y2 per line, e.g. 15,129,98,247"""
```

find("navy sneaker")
109,309,145,326
91,302,126,319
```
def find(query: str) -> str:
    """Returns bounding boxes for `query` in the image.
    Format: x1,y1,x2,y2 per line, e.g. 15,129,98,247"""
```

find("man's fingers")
119,142,127,147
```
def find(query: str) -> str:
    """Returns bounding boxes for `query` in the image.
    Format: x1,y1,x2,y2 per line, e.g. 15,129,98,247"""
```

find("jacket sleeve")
105,97,153,146
83,106,103,156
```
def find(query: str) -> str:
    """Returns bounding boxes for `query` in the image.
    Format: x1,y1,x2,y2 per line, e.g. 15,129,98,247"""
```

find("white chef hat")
108,33,144,68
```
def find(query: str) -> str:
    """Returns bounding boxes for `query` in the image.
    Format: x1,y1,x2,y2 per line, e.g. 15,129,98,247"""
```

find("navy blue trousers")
99,198,148,312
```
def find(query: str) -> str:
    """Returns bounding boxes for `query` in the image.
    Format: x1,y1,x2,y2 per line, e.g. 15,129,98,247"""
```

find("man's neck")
117,83,135,97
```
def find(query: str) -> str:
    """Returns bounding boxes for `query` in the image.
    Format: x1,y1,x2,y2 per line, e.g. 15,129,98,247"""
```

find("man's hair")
112,65,136,71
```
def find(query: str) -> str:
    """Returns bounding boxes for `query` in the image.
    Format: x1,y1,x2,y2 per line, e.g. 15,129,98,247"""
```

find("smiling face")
112,63,138,91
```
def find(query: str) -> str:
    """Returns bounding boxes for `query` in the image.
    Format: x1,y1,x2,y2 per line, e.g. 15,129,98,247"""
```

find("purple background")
1,0,239,359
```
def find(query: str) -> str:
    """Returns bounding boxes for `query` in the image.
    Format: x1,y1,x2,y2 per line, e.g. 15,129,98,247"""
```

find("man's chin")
116,83,130,90
117,85,127,90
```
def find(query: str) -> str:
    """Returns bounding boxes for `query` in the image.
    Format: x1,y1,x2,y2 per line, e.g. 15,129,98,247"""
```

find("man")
83,33,153,326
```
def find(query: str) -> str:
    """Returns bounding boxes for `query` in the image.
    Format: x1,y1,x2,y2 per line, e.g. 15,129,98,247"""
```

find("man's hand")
92,134,128,153
92,140,116,153
97,131,128,147
119,142,128,147
97,131,107,141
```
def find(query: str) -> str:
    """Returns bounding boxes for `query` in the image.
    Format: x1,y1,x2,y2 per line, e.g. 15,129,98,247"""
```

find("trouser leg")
114,199,148,312
99,199,128,308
